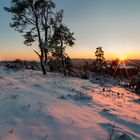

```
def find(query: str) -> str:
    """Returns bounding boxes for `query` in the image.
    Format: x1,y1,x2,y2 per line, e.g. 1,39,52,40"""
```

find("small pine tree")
95,47,105,62
94,47,106,72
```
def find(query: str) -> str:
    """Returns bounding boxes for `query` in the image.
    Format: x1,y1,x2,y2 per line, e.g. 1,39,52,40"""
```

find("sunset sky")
0,0,140,60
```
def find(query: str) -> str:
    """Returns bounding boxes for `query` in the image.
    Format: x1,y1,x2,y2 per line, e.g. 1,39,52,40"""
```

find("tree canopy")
5,0,75,75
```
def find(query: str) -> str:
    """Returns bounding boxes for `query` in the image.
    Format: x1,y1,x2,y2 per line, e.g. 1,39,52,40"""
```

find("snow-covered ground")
0,68,140,140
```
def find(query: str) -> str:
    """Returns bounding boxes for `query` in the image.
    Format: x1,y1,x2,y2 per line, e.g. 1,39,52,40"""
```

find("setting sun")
119,55,126,61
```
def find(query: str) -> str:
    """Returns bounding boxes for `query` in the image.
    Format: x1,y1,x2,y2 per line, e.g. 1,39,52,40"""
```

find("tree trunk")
34,49,47,75
60,39,67,76
33,10,47,75
40,58,47,75
61,57,67,76
44,49,48,65
40,49,47,75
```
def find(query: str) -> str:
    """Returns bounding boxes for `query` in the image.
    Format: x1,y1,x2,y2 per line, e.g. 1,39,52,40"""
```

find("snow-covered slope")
0,68,140,140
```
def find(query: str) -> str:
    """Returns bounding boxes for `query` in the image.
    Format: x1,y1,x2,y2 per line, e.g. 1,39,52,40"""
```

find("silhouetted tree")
4,0,67,75
50,24,75,76
94,47,106,72
95,47,105,62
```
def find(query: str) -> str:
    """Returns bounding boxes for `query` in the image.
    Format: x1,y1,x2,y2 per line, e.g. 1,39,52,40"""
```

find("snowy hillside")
0,68,140,140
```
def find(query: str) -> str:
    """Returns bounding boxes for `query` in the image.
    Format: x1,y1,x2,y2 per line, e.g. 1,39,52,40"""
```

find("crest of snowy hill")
0,67,140,140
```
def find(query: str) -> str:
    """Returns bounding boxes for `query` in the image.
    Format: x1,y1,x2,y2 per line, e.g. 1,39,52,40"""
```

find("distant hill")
71,58,140,67
71,58,95,65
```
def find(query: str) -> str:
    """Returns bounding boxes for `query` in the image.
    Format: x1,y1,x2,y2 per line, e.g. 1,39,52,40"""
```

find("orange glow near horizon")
1,53,140,61
0,39,140,61
0,47,140,61
0,53,38,61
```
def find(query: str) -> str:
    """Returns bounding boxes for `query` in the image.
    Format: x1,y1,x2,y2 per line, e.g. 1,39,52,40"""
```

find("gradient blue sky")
0,0,140,60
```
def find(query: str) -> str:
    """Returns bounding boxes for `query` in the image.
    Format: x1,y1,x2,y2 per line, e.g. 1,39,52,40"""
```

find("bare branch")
34,50,41,58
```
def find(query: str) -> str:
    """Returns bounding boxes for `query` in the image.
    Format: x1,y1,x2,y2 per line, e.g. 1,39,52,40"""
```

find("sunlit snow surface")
0,67,140,140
